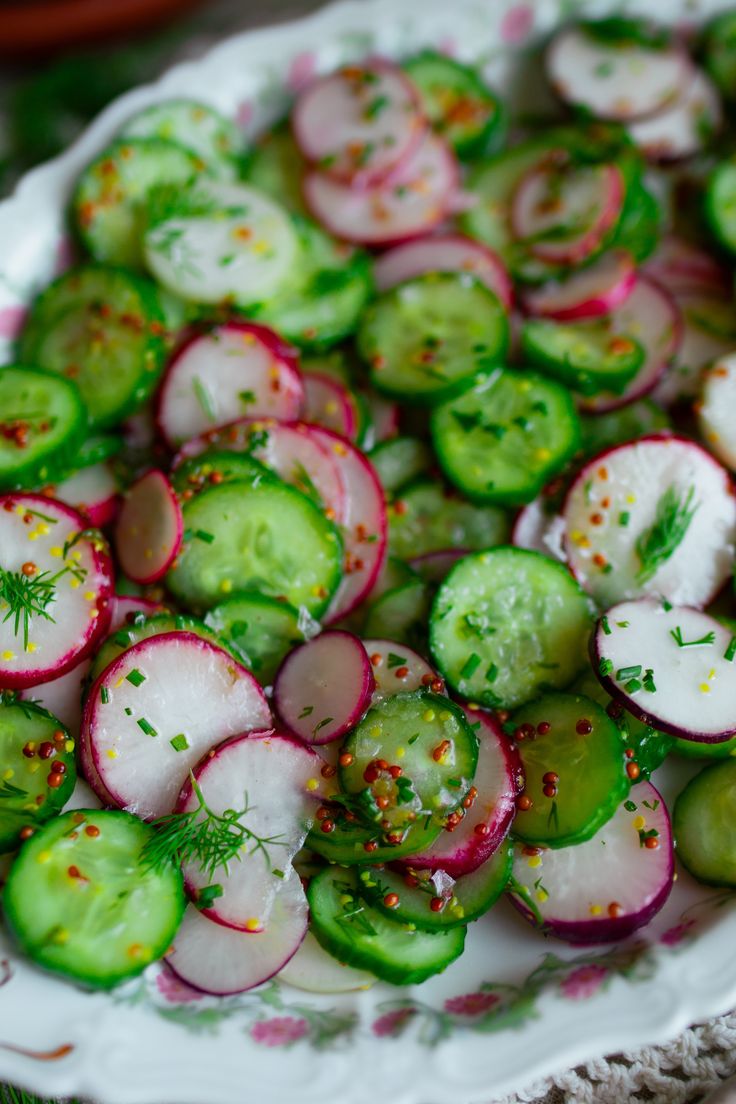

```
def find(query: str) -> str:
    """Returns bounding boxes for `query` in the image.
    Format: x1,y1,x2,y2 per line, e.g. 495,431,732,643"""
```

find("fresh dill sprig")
635,484,698,584
140,776,286,879
0,567,58,650
0,779,28,800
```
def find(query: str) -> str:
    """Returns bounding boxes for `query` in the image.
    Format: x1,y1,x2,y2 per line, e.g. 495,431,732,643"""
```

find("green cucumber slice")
431,368,581,505
204,591,311,686
368,436,433,497
611,181,662,263
403,50,506,159
511,692,630,848
674,760,736,885
307,813,440,865
430,547,593,710
358,273,508,404
672,734,736,760
0,366,86,492
307,866,466,984
388,479,509,560
579,398,670,458
706,158,736,255
242,120,307,214
363,578,430,653
74,434,124,469
120,99,243,179
521,317,644,396
170,451,271,496
88,612,223,684
702,10,736,100
3,809,185,988
573,669,672,781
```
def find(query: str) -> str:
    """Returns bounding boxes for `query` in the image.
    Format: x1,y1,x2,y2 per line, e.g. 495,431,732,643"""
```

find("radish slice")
699,354,736,471
593,599,736,742
521,250,636,321
83,632,271,819
107,594,165,631
51,463,119,528
362,391,399,445
407,705,523,878
512,498,567,562
408,549,467,583
627,70,722,161
546,26,693,121
644,236,730,297
563,435,736,608
580,276,683,414
166,871,308,996
114,470,183,586
292,59,424,185
303,372,359,440
303,131,458,247
274,630,374,744
279,930,374,993
308,426,387,622
20,656,91,736
373,234,513,309
178,732,325,931
508,782,673,944
0,494,113,689
655,289,736,406
362,637,439,700
156,323,303,448
511,159,624,265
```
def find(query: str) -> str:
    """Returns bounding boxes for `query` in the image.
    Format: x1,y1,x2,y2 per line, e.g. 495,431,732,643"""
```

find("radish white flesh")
157,323,303,447
178,732,325,931
52,463,119,528
309,426,387,622
275,630,374,744
644,236,729,297
512,159,624,265
114,470,183,586
512,498,567,562
593,599,736,742
0,494,113,689
107,595,165,634
580,276,682,413
699,355,736,472
627,70,722,161
303,131,458,247
166,871,308,995
292,59,423,185
509,782,673,944
408,705,523,878
374,234,513,309
546,27,692,121
278,930,374,993
521,250,636,321
83,632,271,819
655,289,736,406
303,372,358,440
564,436,736,608
362,637,439,700
20,656,91,736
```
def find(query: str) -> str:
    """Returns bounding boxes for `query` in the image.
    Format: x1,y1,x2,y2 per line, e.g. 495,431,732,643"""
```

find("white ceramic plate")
1,1,736,1101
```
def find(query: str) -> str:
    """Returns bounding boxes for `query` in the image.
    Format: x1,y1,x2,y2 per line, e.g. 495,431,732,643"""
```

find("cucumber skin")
0,366,87,492
520,321,645,397
674,760,736,886
307,815,442,866
705,160,736,256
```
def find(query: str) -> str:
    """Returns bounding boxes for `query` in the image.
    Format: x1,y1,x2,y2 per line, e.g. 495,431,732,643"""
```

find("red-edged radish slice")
275,630,374,744
20,656,91,735
156,323,303,448
511,158,624,265
644,236,730,297
178,732,326,931
0,494,113,689
699,354,736,471
627,70,722,161
580,276,683,414
52,462,119,528
407,705,523,878
166,872,308,995
107,594,166,631
114,470,182,586
362,637,440,700
174,417,347,525
512,497,567,562
522,249,636,321
546,26,693,122
361,390,399,446
278,930,374,993
303,372,359,440
508,782,673,944
654,289,736,406
303,131,458,247
563,435,736,608
308,426,387,622
408,549,467,584
593,599,736,742
83,632,271,819
292,58,424,185
373,234,513,309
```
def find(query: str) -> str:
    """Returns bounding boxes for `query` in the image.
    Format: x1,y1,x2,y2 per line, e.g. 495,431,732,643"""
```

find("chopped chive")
272,868,285,879
662,598,673,612
615,620,630,628
447,778,462,788
642,798,660,811
124,707,133,716
100,686,110,704
170,734,189,752
313,717,334,735
113,629,133,647
624,677,642,694
638,827,659,847
618,511,630,527
598,658,613,677
485,662,498,683
670,626,715,648
601,615,611,635
616,665,642,681
137,717,158,737
387,652,407,669
192,376,216,422
126,668,146,687
194,529,215,544
408,733,420,745
643,668,656,693
460,653,482,679
298,705,314,719
725,636,736,662
624,800,637,812
239,390,256,405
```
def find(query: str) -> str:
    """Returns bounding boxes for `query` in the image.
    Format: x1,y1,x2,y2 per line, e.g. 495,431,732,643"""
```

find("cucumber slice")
358,273,508,404
431,368,581,505
120,99,243,179
3,809,185,988
368,436,433,497
242,120,307,213
307,812,441,865
702,10,736,100
674,760,736,885
0,695,76,852
579,399,670,458
74,434,124,469
403,50,506,159
88,612,222,684
706,159,736,255
338,691,478,834
611,181,662,264
20,265,167,431
522,317,644,396
363,578,430,653
362,841,511,931
388,479,509,560
166,478,343,617
74,138,203,268
368,556,419,603
307,866,465,984
0,366,86,492
204,591,311,686
430,547,593,710
512,692,630,848
170,450,272,496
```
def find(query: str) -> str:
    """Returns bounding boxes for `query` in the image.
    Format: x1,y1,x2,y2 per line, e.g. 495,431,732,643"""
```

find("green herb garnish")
636,484,698,583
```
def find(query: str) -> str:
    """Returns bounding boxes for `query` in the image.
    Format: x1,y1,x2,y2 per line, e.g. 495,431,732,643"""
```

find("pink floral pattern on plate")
444,992,500,1016
500,4,534,45
560,965,609,1001
286,52,317,93
0,305,28,340
251,1016,309,1047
